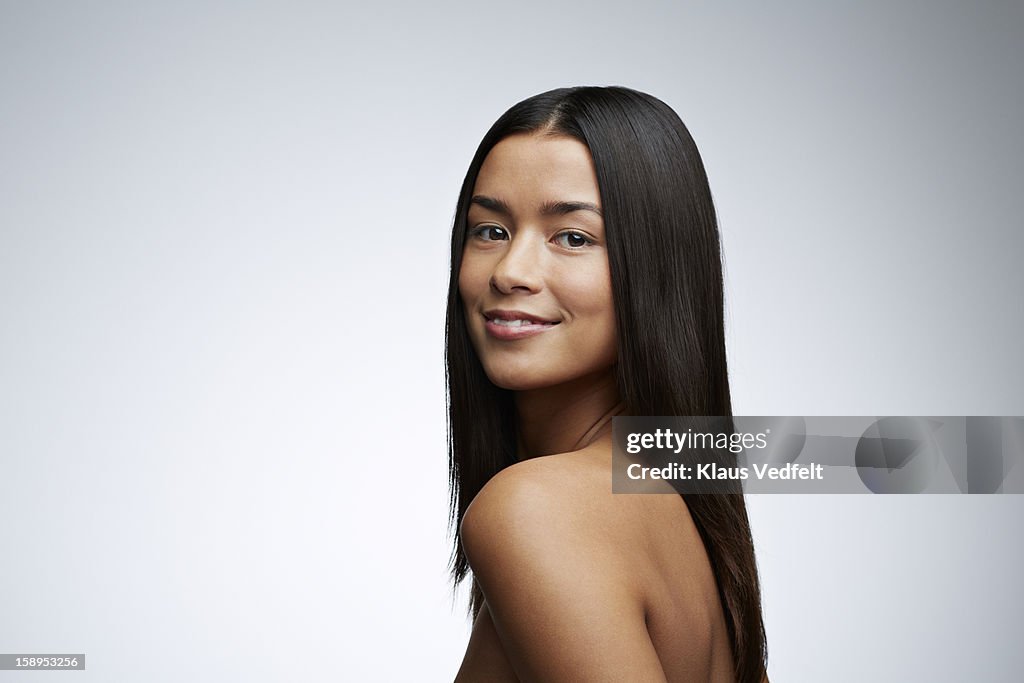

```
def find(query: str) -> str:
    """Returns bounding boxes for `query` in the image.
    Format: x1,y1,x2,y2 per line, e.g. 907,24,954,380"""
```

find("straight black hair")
445,86,768,682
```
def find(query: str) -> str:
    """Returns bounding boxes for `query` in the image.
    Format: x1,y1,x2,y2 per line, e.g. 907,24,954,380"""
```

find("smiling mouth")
487,318,559,328
482,312,561,339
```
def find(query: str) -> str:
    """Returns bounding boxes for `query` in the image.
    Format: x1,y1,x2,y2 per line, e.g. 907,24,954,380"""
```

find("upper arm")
454,602,520,683
460,464,668,683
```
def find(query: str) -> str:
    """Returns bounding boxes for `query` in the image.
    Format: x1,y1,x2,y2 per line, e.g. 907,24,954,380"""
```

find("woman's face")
459,133,617,391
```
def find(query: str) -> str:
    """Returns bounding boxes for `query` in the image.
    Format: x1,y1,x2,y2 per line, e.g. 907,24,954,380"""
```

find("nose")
490,234,543,295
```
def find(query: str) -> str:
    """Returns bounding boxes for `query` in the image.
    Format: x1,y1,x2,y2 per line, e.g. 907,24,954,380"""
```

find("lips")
488,318,554,328
483,309,560,340
485,309,560,324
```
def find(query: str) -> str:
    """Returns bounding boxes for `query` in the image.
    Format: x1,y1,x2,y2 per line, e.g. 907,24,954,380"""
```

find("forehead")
472,133,601,205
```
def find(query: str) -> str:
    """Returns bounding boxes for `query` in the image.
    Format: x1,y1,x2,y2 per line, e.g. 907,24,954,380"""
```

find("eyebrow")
470,194,603,218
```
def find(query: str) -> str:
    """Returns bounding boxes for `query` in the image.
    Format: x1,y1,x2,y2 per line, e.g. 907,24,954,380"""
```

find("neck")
514,369,625,459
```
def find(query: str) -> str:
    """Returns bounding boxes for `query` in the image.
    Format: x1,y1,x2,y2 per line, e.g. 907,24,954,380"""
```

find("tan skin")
454,132,735,682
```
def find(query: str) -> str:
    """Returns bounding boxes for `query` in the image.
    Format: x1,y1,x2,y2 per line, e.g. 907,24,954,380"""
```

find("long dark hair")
445,86,768,682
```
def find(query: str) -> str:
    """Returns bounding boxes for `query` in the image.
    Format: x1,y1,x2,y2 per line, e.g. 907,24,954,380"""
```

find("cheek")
559,265,617,347
594,291,619,357
560,263,613,316
458,254,486,305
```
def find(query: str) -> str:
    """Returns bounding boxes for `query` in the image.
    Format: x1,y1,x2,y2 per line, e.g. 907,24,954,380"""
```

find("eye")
553,230,594,249
470,224,509,241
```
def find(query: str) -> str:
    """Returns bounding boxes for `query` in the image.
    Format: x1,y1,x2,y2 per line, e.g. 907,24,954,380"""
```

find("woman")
446,86,768,682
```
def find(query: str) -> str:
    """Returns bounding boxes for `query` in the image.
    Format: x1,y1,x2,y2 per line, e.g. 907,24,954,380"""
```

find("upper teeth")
491,318,550,326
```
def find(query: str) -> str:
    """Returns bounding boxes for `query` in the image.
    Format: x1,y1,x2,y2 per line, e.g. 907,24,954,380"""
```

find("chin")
478,357,553,391
482,367,550,392
481,358,602,392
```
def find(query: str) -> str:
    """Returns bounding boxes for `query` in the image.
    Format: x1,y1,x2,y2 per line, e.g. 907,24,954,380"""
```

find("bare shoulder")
460,447,635,570
460,445,699,578
464,444,704,565
458,446,671,681
458,444,732,681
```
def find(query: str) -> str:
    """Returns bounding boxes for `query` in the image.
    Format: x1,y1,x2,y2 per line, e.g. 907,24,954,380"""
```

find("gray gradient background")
1,1,1021,681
